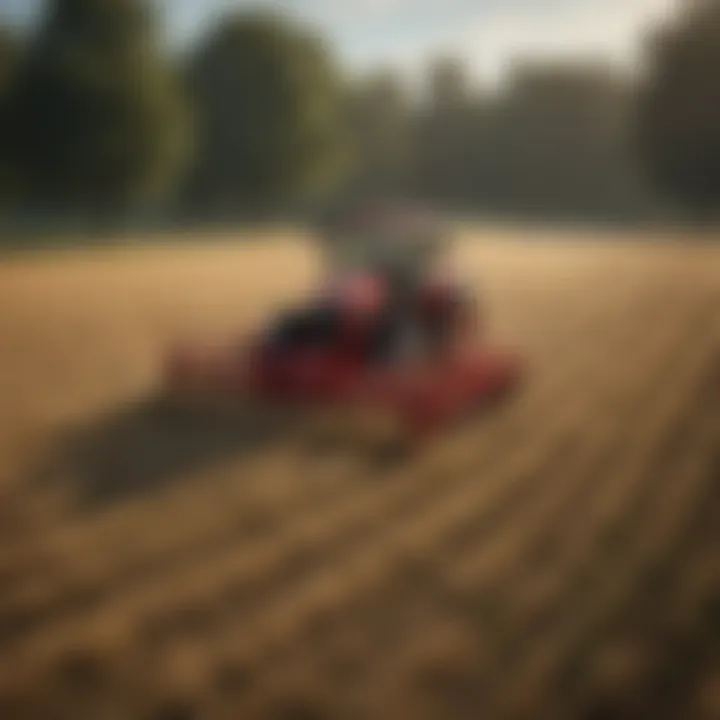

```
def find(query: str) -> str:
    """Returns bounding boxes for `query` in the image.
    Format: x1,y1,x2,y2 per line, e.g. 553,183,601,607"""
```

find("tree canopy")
9,0,192,217
0,30,20,208
1,0,717,229
478,62,647,219
637,0,720,216
183,10,352,217
346,69,413,198
0,29,18,95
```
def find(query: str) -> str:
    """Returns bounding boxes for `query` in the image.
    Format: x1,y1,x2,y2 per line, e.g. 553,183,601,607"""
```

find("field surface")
0,229,718,720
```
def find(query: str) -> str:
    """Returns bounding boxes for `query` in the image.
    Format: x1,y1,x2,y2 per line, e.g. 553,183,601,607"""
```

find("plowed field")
0,230,718,720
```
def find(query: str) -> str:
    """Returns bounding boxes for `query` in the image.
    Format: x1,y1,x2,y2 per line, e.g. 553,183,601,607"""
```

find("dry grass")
0,227,718,720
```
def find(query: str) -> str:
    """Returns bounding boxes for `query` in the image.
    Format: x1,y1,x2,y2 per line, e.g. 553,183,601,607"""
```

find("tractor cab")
318,202,450,292
300,202,474,363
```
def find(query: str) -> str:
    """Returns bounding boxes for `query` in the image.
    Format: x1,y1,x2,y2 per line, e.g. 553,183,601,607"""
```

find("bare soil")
0,229,718,720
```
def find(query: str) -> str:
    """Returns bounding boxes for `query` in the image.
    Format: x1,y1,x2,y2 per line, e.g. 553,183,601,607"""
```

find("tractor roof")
324,201,445,238
319,201,449,272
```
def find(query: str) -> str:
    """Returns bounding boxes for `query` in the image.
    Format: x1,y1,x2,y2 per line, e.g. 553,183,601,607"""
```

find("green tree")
0,29,18,96
404,55,656,221
637,0,720,217
10,0,192,218
412,57,483,207
346,68,413,198
475,61,650,220
0,29,20,209
184,10,351,217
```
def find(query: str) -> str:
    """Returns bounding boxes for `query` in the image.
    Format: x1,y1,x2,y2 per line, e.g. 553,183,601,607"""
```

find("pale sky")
0,0,679,83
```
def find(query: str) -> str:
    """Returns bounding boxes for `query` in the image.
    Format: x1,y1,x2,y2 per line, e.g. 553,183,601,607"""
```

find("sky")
0,0,679,84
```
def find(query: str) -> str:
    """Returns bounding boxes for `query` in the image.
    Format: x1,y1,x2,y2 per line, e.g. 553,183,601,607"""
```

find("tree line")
1,0,720,231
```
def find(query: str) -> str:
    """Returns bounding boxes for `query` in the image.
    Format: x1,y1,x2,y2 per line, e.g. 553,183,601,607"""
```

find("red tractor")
162,205,522,448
